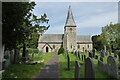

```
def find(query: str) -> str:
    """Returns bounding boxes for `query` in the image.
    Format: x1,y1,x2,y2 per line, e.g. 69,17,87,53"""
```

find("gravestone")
14,49,19,63
5,50,10,67
92,49,96,58
10,50,14,63
75,51,77,56
77,51,80,60
101,52,105,58
85,57,95,79
32,50,34,60
67,54,70,71
100,57,103,62
82,55,84,61
88,51,92,58
105,52,108,56
95,55,98,59
74,60,80,79
72,49,75,54
84,55,86,60
107,56,118,78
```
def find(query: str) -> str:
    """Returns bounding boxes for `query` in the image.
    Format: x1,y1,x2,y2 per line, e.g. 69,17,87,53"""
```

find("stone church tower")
63,6,77,52
38,6,92,53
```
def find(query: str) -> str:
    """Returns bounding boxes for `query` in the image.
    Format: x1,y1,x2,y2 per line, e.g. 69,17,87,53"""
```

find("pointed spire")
65,6,76,27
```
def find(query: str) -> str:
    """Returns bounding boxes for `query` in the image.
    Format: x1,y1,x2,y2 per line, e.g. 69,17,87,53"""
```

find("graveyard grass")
2,50,56,79
59,52,110,78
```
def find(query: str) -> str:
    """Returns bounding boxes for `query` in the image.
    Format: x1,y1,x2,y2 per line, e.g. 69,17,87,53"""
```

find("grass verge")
2,51,56,79
59,52,110,79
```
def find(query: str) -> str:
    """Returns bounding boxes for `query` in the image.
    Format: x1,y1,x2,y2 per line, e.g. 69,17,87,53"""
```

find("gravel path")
33,54,59,80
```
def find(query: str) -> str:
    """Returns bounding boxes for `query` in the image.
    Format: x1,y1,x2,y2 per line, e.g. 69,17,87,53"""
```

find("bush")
58,47,64,55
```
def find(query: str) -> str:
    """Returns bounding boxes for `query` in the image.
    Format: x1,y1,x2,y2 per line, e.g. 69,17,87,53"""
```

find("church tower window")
77,45,80,49
70,28,72,32
71,45,72,49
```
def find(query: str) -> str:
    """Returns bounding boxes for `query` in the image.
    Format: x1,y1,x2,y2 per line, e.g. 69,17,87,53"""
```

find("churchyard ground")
59,51,120,79
2,48,56,79
2,50,120,79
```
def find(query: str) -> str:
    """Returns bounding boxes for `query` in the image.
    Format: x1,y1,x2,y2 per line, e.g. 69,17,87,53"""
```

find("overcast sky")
32,2,118,36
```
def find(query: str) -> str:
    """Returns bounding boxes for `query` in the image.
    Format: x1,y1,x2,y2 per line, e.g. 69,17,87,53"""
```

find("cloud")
32,2,118,35
31,0,120,2
76,10,118,28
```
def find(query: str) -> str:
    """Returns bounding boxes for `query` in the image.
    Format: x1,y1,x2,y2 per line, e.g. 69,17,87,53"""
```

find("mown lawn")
59,52,111,79
2,51,56,79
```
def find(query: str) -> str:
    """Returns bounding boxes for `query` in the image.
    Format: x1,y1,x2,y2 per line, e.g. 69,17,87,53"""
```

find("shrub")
58,47,64,55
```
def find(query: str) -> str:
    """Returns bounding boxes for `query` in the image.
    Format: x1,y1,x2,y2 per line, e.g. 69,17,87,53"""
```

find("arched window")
46,47,49,53
77,45,80,49
70,28,72,31
53,45,55,49
88,45,89,48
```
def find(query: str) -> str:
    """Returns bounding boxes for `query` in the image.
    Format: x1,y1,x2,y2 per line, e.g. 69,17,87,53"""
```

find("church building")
38,6,93,53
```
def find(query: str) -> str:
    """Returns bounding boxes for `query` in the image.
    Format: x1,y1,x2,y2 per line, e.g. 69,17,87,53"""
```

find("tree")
2,2,35,50
3,2,49,48
100,23,120,50
92,35,104,51
2,2,50,58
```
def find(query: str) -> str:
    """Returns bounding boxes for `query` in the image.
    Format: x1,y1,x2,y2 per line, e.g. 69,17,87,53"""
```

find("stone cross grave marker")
85,57,95,79
107,56,118,78
74,60,80,79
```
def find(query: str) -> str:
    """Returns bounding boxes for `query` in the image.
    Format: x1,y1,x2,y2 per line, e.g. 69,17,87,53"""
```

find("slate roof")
39,34,64,43
65,6,76,27
77,35,92,43
39,34,92,43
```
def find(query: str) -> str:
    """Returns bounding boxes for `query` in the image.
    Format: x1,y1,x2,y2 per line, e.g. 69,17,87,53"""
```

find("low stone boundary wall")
98,56,118,78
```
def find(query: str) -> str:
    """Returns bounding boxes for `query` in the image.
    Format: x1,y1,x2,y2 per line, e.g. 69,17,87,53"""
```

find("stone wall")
64,27,77,52
98,56,118,78
38,43,62,53
77,43,92,52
